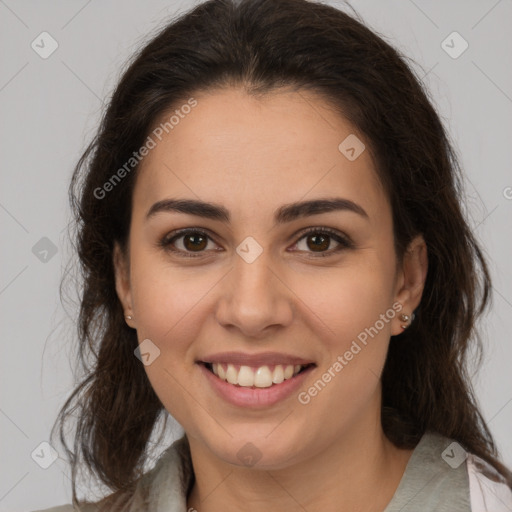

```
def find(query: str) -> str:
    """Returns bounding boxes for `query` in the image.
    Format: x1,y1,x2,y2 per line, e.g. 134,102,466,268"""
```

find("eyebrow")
145,197,369,224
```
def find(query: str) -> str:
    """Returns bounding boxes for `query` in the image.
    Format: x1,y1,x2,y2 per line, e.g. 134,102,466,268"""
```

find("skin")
113,87,428,512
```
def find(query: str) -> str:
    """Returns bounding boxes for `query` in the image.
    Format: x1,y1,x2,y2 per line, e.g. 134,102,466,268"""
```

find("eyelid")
159,226,354,258
158,227,221,257
293,226,354,250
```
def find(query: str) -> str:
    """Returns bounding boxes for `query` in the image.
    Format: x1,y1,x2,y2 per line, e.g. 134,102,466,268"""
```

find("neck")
186,406,414,512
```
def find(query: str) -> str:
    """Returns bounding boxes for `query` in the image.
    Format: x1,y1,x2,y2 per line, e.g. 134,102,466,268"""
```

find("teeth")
283,365,294,379
272,365,284,384
210,363,305,388
254,366,273,388
238,365,254,387
217,364,226,380
226,364,238,385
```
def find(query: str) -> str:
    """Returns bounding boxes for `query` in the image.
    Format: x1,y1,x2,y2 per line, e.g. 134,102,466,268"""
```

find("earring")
400,313,413,330
125,315,133,320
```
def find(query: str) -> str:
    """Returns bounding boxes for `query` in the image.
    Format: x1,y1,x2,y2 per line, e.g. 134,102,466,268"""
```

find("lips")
199,358,316,408
199,351,315,390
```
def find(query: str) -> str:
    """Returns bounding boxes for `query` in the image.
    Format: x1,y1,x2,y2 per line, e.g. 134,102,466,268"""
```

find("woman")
34,0,512,510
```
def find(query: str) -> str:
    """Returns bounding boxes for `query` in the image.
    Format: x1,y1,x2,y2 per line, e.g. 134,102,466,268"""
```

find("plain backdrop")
1,1,511,510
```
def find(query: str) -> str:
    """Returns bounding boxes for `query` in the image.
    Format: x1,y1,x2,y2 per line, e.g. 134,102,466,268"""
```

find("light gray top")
384,430,470,511
32,430,472,512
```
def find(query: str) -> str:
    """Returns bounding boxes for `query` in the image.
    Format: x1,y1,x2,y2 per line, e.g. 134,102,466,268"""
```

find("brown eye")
182,232,208,251
293,227,353,256
305,233,330,252
160,229,217,258
159,227,353,259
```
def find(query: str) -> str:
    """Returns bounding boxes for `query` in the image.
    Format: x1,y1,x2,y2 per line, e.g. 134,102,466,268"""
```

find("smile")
205,362,312,388
198,353,316,408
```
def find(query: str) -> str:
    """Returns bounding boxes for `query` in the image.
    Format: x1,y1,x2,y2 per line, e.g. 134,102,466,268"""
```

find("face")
114,87,426,469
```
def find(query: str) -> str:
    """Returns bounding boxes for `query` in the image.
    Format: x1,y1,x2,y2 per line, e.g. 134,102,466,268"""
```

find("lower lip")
199,363,315,408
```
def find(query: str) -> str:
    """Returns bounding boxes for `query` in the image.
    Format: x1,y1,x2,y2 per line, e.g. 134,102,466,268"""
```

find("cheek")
127,252,218,429
290,259,396,351
290,258,397,414
130,250,217,344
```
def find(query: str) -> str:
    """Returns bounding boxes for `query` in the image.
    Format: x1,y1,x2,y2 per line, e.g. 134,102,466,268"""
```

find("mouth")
197,352,317,407
201,362,315,389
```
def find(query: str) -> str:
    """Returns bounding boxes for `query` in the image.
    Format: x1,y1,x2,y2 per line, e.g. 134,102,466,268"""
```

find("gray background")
1,1,511,510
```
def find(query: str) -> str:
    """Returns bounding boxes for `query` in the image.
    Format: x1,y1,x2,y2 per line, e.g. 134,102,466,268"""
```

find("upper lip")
199,351,315,367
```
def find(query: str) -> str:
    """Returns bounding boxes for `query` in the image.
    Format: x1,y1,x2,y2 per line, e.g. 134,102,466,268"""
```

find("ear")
391,234,428,335
113,241,135,328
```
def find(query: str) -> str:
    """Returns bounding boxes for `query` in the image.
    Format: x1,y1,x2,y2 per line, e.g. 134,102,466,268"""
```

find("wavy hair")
52,0,512,507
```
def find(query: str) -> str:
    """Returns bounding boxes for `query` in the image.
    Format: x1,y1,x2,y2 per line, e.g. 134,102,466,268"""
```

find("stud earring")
125,315,133,320
400,313,413,330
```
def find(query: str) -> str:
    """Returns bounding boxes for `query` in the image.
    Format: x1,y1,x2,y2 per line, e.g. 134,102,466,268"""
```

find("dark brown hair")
52,0,512,507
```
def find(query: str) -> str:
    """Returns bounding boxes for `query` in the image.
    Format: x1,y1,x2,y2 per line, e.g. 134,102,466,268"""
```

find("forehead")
132,87,387,225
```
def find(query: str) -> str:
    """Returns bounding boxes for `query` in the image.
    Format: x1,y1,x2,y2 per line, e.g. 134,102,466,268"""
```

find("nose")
214,249,294,339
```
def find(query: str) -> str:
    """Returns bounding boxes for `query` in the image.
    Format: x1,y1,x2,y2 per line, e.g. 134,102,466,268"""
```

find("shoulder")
30,436,192,512
426,431,512,511
467,453,512,511
385,430,512,512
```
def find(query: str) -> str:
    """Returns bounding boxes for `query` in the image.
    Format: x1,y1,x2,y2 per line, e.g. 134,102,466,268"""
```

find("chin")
200,427,308,470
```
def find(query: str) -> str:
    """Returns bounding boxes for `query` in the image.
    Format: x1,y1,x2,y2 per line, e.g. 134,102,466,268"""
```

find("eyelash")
158,226,354,259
